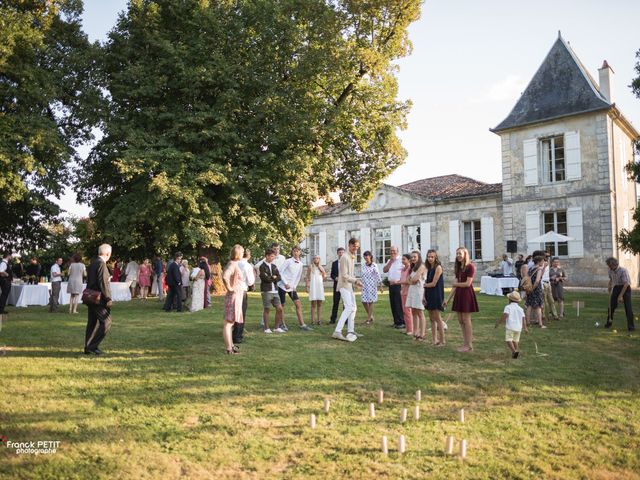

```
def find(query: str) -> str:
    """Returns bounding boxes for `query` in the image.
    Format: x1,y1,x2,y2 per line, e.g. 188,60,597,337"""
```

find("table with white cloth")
57,281,132,304
7,284,51,307
479,276,520,296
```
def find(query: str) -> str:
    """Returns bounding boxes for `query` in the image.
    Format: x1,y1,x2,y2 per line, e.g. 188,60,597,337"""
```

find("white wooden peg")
381,435,388,455
445,435,454,455
369,403,376,418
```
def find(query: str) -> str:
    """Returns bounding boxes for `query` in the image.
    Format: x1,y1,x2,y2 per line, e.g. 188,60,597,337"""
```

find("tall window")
407,225,421,253
348,230,362,264
374,228,391,264
462,221,482,260
541,135,565,183
543,211,568,256
307,233,320,264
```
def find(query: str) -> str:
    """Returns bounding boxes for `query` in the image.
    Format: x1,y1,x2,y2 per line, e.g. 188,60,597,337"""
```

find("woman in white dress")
306,255,326,325
67,253,86,314
403,250,427,341
189,260,206,312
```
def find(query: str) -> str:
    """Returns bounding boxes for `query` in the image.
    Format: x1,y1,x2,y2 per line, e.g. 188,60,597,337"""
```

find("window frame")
307,233,320,265
406,225,421,254
540,135,566,184
542,210,568,257
461,220,482,260
374,227,391,264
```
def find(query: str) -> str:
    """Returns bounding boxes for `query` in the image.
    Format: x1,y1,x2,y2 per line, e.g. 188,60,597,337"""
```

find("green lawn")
1,291,639,479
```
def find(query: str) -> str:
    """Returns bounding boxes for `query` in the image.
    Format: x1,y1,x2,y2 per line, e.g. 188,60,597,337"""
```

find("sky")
59,0,640,216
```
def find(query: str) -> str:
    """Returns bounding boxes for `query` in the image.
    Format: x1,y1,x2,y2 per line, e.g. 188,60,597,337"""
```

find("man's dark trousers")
232,292,247,343
389,284,404,326
330,282,341,323
164,285,182,312
0,279,11,313
609,286,636,331
85,304,111,352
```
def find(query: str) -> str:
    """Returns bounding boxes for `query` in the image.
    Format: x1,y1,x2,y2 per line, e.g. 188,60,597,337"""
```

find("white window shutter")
420,222,431,259
449,220,459,262
318,231,327,266
526,211,541,253
300,237,308,265
337,229,346,250
360,227,371,255
566,207,583,258
391,225,402,252
565,131,581,180
480,217,495,261
523,138,539,186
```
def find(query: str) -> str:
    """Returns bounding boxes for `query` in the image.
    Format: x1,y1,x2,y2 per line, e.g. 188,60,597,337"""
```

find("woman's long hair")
425,249,440,270
454,247,470,278
411,250,423,273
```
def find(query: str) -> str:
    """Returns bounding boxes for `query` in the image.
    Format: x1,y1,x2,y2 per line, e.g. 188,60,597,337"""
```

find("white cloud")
471,74,528,103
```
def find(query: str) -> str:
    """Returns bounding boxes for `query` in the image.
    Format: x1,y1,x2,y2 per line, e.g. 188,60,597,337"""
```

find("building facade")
305,35,639,287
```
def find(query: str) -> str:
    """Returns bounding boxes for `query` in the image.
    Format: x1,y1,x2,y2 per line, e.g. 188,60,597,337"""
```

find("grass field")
1,290,639,479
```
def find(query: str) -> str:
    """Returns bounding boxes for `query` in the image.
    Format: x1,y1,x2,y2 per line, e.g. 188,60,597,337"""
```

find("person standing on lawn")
444,247,479,352
495,290,528,358
383,245,405,329
329,247,345,324
277,246,312,331
605,257,636,332
332,237,363,342
84,244,113,355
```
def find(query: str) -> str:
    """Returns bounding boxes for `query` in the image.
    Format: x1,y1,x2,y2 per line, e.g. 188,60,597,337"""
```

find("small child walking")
495,291,528,358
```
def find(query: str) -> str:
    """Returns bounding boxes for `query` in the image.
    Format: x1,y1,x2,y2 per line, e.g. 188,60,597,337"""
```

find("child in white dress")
306,255,326,325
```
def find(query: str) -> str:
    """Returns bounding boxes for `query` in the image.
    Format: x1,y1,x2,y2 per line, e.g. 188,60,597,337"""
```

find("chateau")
305,35,639,287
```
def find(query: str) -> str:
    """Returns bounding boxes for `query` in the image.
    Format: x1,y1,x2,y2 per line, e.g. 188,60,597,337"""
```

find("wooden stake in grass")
398,435,406,454
378,389,384,404
381,435,388,455
310,414,316,429
445,435,454,455
573,300,585,317
460,439,467,459
323,399,330,413
459,408,465,423
400,408,407,423
415,389,421,401
369,403,376,418
413,405,420,420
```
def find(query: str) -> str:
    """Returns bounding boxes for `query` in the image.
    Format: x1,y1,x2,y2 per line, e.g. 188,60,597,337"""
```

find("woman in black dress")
424,249,446,346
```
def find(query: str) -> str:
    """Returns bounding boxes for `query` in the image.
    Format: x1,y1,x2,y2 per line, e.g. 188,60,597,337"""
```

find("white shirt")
50,263,62,282
385,258,403,283
503,303,525,332
238,259,256,292
125,261,139,281
542,265,550,283
255,254,286,271
500,258,513,276
278,257,303,292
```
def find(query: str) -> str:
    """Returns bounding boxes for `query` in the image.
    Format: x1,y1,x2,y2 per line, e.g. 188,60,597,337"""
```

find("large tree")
0,0,101,252
618,48,640,254
78,0,420,256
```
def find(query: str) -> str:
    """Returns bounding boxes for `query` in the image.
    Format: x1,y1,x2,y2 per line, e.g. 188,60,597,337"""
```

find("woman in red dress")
111,260,122,283
443,247,479,352
138,259,152,299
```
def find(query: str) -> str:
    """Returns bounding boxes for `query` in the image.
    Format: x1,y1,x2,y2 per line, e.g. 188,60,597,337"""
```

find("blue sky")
60,0,640,215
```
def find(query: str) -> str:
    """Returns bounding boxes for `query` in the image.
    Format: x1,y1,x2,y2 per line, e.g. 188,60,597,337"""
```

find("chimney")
598,60,615,102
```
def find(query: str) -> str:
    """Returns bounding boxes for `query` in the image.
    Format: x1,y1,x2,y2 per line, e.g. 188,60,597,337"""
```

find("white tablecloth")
7,284,51,307
58,282,132,304
479,276,520,296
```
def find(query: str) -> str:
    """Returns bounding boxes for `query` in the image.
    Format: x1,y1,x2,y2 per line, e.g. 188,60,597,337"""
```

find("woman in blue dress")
361,251,382,325
424,249,446,346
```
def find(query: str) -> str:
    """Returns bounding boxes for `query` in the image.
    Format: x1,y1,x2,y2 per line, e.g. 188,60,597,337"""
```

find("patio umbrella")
528,230,573,243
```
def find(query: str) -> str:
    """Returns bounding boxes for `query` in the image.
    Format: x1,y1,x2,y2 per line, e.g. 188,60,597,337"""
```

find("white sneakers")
332,331,357,342
274,327,287,333
264,328,273,334
332,331,346,341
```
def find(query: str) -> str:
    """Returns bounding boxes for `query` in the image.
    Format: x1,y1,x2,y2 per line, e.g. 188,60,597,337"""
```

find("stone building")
305,35,639,287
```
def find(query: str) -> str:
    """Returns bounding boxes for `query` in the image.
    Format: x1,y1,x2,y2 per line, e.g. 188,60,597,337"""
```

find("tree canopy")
0,0,101,252
77,0,420,257
618,48,640,254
